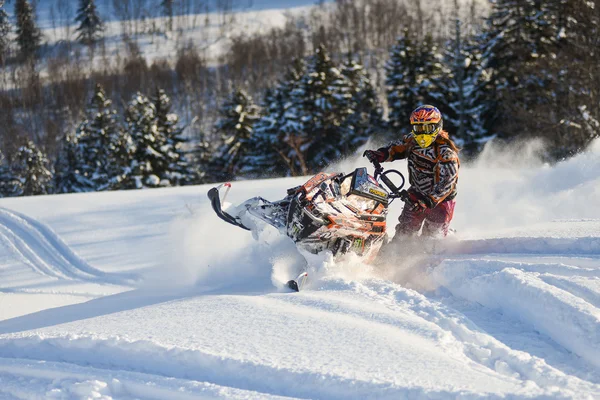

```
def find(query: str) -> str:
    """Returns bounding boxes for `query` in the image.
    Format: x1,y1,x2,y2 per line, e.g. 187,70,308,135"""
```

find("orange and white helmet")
410,105,443,148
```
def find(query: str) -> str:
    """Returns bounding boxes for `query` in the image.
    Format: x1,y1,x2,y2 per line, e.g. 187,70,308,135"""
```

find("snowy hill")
33,2,314,68
0,140,599,398
33,0,320,29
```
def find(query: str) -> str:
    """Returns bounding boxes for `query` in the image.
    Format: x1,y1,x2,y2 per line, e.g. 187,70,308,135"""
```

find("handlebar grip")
398,189,410,202
380,174,399,194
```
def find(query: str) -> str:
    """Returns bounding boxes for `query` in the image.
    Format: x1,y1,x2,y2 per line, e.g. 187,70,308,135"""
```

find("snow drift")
0,139,598,399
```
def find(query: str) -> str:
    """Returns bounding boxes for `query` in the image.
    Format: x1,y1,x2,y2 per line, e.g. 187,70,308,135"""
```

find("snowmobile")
207,160,408,291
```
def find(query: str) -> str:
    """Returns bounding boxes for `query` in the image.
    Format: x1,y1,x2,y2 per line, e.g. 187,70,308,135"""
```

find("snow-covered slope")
0,140,599,399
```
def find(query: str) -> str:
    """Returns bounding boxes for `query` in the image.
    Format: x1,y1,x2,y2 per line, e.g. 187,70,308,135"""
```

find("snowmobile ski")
286,272,309,292
207,183,250,231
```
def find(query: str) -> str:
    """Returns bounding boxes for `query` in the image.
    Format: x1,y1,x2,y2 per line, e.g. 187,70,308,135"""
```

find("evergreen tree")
339,59,385,152
301,45,346,171
478,0,558,140
546,0,600,156
152,88,196,185
278,58,310,175
14,0,41,60
10,141,52,196
436,18,492,157
75,0,104,45
124,93,163,188
245,59,309,177
188,130,211,183
246,52,381,176
0,150,18,197
417,34,444,107
162,0,174,31
476,0,600,158
125,91,191,188
385,30,443,136
385,29,420,133
54,132,94,193
242,87,290,178
212,89,260,181
245,57,333,178
0,150,5,197
0,1,10,63
328,63,354,153
75,84,133,191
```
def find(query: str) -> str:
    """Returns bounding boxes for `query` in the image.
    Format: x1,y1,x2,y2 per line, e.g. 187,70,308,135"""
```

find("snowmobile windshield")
350,168,389,205
347,194,378,211
339,174,381,210
340,176,352,196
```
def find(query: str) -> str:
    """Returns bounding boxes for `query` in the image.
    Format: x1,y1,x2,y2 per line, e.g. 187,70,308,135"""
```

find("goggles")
412,123,440,135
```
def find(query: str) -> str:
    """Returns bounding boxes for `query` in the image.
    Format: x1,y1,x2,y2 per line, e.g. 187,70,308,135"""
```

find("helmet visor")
412,123,438,134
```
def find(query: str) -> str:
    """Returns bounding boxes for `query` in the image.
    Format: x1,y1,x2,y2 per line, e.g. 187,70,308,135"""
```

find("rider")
364,105,460,241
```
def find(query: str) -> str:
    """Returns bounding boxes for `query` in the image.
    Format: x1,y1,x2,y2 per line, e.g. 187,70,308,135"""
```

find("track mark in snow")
431,259,600,371
0,207,134,285
326,278,600,396
539,274,600,309
0,334,499,400
0,358,294,400
458,258,600,278
450,237,600,255
436,289,600,385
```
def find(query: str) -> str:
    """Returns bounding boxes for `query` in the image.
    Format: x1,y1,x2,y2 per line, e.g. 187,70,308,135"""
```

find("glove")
406,190,435,212
363,150,387,163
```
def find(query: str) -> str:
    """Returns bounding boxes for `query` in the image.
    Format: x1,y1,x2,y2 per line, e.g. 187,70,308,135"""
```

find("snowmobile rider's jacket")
377,131,459,208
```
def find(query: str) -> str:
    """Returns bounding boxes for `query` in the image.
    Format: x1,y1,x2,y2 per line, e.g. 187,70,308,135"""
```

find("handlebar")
368,158,407,200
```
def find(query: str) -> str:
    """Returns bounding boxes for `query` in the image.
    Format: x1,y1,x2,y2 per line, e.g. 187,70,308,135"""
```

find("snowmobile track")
0,333,491,400
451,236,600,256
432,258,600,372
0,207,110,282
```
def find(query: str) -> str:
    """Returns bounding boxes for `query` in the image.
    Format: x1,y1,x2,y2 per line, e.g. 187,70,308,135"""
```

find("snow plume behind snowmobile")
207,162,407,290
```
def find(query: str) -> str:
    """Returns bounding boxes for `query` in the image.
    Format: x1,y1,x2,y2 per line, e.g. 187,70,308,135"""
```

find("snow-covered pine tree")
0,150,5,197
278,58,310,176
0,1,10,63
212,89,260,181
75,0,104,45
188,130,211,183
242,87,290,178
161,0,174,31
477,0,558,140
385,29,419,133
0,149,18,197
301,45,346,172
54,132,94,193
416,34,444,107
124,92,165,189
385,30,444,139
75,84,133,191
543,0,600,157
328,62,354,155
475,0,600,158
152,88,196,186
339,59,385,152
244,59,311,178
14,0,41,60
10,141,53,196
435,17,492,157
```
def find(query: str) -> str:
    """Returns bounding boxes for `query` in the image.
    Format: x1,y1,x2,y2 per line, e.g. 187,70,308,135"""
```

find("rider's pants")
395,199,456,238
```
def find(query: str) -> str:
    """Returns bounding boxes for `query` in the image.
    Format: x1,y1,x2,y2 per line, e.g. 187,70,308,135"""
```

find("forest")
0,0,598,196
